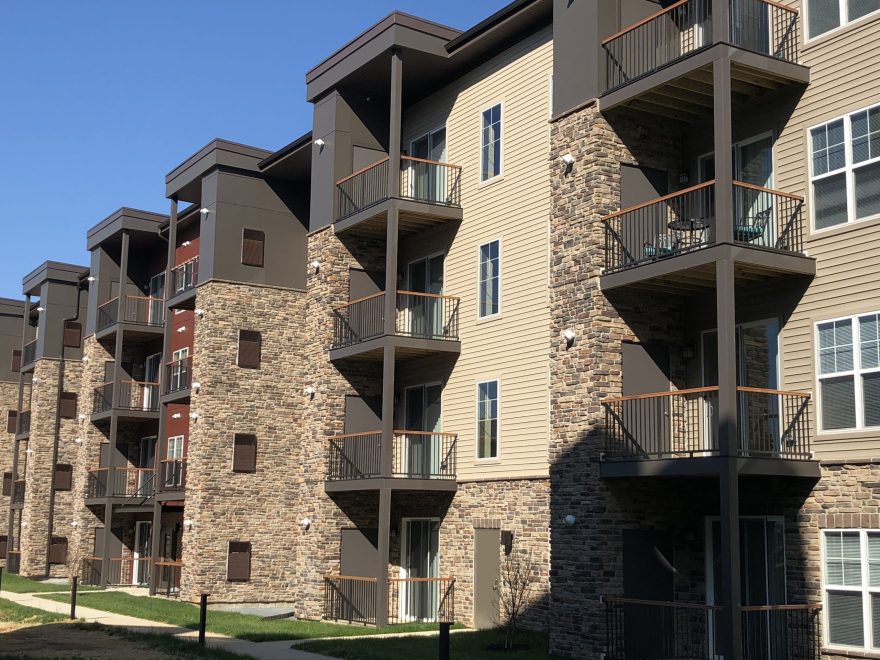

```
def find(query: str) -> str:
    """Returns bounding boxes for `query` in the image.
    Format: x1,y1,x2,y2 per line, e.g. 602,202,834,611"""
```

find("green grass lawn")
38,591,454,642
297,627,559,660
0,572,98,594
0,596,68,625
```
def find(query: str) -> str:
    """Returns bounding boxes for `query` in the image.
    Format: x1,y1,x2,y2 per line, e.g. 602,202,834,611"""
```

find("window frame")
809,103,880,233
479,101,504,184
804,0,880,42
241,228,265,268
477,239,502,321
822,529,880,652
815,310,880,433
475,378,500,462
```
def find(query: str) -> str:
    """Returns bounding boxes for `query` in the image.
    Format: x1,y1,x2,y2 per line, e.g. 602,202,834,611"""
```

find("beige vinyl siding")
401,26,552,480
776,8,880,460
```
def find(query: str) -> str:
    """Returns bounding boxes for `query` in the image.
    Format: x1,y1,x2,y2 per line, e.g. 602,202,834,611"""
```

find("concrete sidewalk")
0,589,332,660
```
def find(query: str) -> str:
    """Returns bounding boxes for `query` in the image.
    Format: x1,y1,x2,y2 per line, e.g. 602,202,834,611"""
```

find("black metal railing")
12,480,25,504
160,459,186,491
332,293,385,349
17,410,30,436
6,550,21,574
80,557,102,585
324,575,378,625
172,257,198,295
603,0,798,92
605,597,719,659
118,380,160,411
165,357,192,394
335,156,463,221
389,577,456,624
737,387,812,460
87,468,155,498
732,181,805,253
155,560,182,597
22,340,37,367
327,432,382,481
80,556,151,586
92,382,113,414
741,604,821,660
327,431,457,481
96,295,165,331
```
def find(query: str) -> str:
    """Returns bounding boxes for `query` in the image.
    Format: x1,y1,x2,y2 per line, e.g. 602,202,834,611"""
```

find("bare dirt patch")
0,622,184,659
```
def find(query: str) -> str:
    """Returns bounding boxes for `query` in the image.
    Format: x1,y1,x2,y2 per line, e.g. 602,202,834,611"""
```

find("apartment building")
0,298,26,560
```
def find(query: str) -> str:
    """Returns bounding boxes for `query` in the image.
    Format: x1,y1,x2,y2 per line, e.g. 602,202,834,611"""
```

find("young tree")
500,549,535,650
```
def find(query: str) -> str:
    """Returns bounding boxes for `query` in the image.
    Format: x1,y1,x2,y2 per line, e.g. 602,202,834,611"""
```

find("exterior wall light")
176,326,186,333
300,518,312,530
183,519,194,529
78,413,86,421
172,413,182,419
199,208,210,218
560,153,575,174
74,438,82,444
563,514,577,527
194,309,205,318
192,382,201,393
189,412,199,421
310,260,320,274
71,520,79,527
314,139,325,148
87,276,96,282
25,448,34,454
36,306,45,312
82,356,90,362
304,386,316,399
561,329,576,347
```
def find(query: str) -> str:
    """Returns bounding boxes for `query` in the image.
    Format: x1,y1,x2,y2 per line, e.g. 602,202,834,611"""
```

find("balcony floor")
95,322,164,343
330,334,461,362
601,454,820,479
91,408,161,424
335,197,463,237
325,477,458,493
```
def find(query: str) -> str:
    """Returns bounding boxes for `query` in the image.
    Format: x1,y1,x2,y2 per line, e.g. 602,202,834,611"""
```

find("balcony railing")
323,575,455,625
17,410,30,436
603,0,799,91
165,357,192,394
155,560,182,596
12,480,25,504
603,386,812,461
92,381,159,414
335,156,462,221
326,431,457,481
96,295,165,331
602,180,805,273
331,291,460,350
80,556,152,586
605,598,821,660
22,339,36,367
6,550,20,574
86,468,155,498
172,257,198,296
159,459,186,491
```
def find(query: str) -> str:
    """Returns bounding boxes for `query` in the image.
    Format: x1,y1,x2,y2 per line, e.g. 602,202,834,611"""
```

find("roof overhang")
0,298,26,317
86,207,168,251
22,261,89,296
258,131,313,182
165,139,273,203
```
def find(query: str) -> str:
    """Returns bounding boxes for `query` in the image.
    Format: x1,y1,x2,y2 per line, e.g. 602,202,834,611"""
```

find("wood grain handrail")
602,180,716,221
741,603,821,612
397,290,460,301
602,0,691,45
23,339,37,346
335,157,391,186
88,467,155,473
124,294,163,302
733,180,804,201
604,386,719,404
389,576,456,583
173,256,199,269
604,596,721,610
401,155,462,170
324,574,379,583
98,297,119,308
736,385,811,398
121,380,160,386
155,560,183,567
334,291,386,310
393,430,458,438
166,356,192,366
160,458,187,464
330,430,383,440
756,0,799,14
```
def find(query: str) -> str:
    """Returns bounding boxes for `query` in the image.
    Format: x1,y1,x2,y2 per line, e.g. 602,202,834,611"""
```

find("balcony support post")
716,255,742,659
713,56,734,245
99,500,113,588
713,0,731,45
384,48,403,337
6,293,30,551
376,343,396,626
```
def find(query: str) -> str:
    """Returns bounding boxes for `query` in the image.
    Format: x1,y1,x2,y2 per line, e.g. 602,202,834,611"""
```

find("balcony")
600,181,815,290
603,597,821,659
16,410,30,438
163,357,192,401
167,257,198,309
86,467,155,500
11,480,25,505
601,386,819,478
326,430,457,492
323,575,455,626
154,560,182,596
96,295,164,335
22,339,37,370
334,156,463,234
6,550,20,574
330,291,460,360
601,0,807,113
80,556,151,587
91,380,160,421
158,459,186,493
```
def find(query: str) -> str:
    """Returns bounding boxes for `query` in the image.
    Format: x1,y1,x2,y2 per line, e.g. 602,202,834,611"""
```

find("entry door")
406,255,444,339
138,437,156,495
623,530,676,657
404,384,442,477
143,353,161,410
410,127,447,202
474,528,501,629
149,272,165,324
132,521,152,586
401,519,440,621
708,517,786,659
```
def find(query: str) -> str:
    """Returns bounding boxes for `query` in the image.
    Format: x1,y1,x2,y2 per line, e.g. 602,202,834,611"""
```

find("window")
6,411,16,434
164,435,184,488
54,464,72,491
59,392,77,419
241,229,265,267
232,434,257,473
478,240,500,318
811,105,880,230
227,541,251,581
63,321,82,348
481,103,502,182
476,380,499,459
170,348,190,392
11,349,21,373
823,529,880,650
237,330,261,369
807,0,880,38
48,537,68,564
2,472,10,496
817,313,880,431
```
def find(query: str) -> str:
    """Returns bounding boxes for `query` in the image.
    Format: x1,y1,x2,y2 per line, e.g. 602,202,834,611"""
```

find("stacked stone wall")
0,381,18,524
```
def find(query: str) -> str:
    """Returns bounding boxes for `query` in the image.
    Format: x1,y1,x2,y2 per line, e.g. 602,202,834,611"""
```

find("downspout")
44,273,88,577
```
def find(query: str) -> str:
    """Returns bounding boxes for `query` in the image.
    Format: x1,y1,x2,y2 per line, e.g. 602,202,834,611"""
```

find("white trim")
803,0,880,43
696,131,776,187
132,520,152,586
475,378,501,463
399,517,441,623
476,238,502,321
479,101,504,184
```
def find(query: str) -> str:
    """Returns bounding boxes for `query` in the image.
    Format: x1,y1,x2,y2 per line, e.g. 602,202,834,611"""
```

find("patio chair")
734,207,771,243
643,234,678,258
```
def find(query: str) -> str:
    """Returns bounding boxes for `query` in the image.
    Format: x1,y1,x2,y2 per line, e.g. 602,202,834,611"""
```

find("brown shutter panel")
232,434,257,473
54,464,73,491
2,472,11,496
6,411,16,434
241,229,265,267
63,321,82,348
48,537,68,564
59,392,78,419
0,535,7,558
11,350,21,373
237,330,261,368
227,541,251,581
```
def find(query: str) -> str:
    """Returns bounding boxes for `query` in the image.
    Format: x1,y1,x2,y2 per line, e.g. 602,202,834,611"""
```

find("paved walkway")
0,590,332,660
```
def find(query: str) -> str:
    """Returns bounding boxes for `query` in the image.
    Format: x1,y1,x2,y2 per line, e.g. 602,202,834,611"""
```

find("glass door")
138,436,156,495
731,0,771,55
401,519,440,621
149,272,165,324
143,353,161,410
404,384,442,478
406,255,445,339
132,521,152,586
410,127,447,203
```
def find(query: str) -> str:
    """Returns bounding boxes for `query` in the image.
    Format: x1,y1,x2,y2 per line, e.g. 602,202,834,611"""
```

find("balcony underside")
14,432,29,442
601,455,820,479
160,389,191,405
601,242,815,293
325,477,458,493
155,491,185,503
601,43,809,120
95,322,164,343
85,496,154,509
166,287,196,310
91,409,160,424
335,197,463,237
330,335,461,362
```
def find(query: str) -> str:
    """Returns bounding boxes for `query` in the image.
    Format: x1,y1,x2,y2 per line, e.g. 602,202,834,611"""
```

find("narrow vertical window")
241,229,265,267
476,380,499,460
478,240,500,318
232,434,257,473
237,330,262,369
481,103,502,182
227,541,252,581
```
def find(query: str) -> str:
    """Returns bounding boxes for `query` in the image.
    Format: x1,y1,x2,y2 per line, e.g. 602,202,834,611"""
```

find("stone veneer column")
0,381,19,521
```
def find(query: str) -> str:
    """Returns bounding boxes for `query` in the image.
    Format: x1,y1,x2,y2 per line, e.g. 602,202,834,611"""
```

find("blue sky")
0,0,507,298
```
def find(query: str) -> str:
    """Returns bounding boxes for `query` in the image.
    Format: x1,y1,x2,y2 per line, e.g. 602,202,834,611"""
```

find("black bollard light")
198,593,209,646
70,576,78,620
